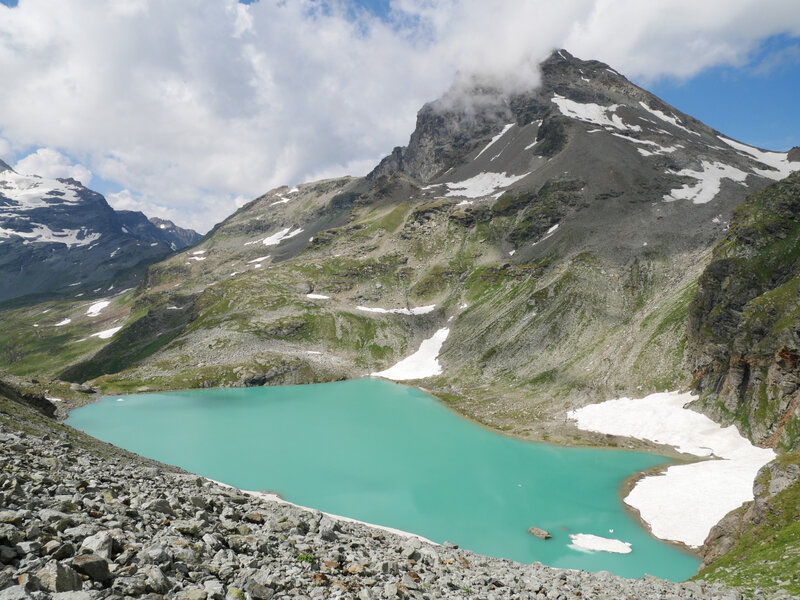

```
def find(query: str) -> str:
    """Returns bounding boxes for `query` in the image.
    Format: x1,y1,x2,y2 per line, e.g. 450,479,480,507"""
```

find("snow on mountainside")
0,160,200,303
4,49,800,440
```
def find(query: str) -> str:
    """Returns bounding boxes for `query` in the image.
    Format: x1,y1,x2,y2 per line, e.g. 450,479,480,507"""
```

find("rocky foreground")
1,398,776,600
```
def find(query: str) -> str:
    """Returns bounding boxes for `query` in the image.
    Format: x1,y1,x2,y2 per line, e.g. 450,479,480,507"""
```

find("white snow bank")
664,161,748,205
91,326,123,340
371,328,449,381
54,318,71,327
251,227,305,247
638,102,698,136
357,305,435,315
306,294,330,299
445,172,529,198
611,133,677,156
247,256,271,264
718,136,800,180
474,123,514,160
191,250,207,255
551,95,641,132
86,300,110,317
567,391,776,547
0,223,100,247
568,533,632,554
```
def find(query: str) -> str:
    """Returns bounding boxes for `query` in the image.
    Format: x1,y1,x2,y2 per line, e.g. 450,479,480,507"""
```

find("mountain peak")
0,158,13,172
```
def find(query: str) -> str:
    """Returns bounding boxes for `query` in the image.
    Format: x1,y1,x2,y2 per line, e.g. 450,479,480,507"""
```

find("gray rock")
0,586,30,600
36,560,82,593
527,526,552,540
79,531,113,559
71,553,111,582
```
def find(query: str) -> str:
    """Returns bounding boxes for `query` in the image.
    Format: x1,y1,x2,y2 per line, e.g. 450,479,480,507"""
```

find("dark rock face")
148,216,203,250
700,453,800,589
687,172,800,451
0,164,200,303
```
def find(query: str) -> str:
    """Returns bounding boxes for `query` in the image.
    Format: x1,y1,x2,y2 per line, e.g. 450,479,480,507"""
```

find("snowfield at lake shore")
371,328,449,381
568,391,776,548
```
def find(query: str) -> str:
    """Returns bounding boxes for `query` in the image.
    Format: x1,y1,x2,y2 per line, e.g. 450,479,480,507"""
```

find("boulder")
527,526,551,540
71,553,111,582
36,560,82,593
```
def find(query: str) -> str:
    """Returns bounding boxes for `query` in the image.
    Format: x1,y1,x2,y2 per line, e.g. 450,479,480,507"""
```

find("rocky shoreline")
1,394,777,600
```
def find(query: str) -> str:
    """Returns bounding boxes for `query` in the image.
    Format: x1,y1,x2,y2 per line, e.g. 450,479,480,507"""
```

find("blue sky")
0,0,798,231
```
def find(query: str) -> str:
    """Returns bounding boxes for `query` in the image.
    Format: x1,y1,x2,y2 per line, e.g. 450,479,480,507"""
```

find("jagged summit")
0,158,11,172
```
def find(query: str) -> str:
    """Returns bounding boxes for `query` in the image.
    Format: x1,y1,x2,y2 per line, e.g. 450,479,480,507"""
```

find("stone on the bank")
172,520,200,536
52,592,94,600
36,560,82,592
142,498,174,515
401,537,421,559
71,553,111,582
0,586,31,600
318,516,337,542
143,565,169,593
80,531,114,559
527,526,551,540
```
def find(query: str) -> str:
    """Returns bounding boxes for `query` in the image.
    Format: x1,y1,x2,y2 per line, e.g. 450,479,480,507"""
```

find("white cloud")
0,0,798,232
13,148,93,186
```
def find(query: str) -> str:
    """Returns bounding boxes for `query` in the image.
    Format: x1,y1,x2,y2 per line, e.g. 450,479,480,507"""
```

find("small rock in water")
527,526,552,540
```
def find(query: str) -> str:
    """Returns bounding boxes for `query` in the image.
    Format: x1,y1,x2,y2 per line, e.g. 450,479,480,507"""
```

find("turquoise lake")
66,378,699,580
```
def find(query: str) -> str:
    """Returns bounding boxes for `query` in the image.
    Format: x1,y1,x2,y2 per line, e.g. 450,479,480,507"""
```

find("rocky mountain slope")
6,49,793,441
0,161,200,303
0,378,771,600
699,452,800,595
687,172,800,451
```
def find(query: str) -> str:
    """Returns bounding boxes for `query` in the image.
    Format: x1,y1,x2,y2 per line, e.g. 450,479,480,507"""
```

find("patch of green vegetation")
296,552,315,564
695,453,800,597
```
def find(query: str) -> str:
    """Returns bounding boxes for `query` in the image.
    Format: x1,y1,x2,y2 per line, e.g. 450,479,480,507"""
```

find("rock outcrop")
698,453,800,595
688,171,800,451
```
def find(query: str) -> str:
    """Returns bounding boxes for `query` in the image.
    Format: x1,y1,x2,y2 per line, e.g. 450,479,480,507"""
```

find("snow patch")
54,318,71,327
445,172,529,198
474,124,515,160
247,256,271,264
356,305,435,315
189,255,207,262
191,250,207,255
551,95,641,132
306,294,330,299
664,161,749,204
91,326,123,340
567,391,776,547
718,136,800,180
86,300,110,317
248,227,305,247
568,534,632,554
371,328,449,381
638,102,699,136
0,223,101,248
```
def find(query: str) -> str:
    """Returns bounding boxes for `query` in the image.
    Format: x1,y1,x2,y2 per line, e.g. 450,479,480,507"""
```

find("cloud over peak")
0,0,798,232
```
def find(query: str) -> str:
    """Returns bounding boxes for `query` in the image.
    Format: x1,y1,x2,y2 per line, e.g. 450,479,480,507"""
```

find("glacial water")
66,378,700,580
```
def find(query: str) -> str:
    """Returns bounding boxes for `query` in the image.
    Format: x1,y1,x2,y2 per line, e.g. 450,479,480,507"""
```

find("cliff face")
687,171,800,451
698,453,800,595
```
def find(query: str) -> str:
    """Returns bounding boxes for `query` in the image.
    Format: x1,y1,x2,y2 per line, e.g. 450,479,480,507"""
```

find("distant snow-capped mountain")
0,160,200,302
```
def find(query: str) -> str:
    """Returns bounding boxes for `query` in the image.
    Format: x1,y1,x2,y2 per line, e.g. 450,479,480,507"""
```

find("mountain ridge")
0,162,201,303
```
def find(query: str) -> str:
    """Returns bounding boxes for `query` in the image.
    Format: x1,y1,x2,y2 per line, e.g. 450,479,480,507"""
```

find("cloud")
0,0,798,232
14,148,93,186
